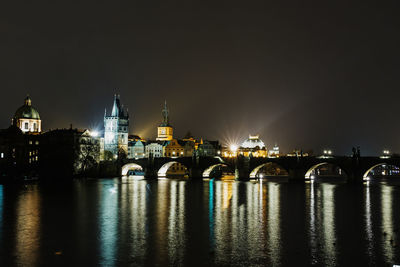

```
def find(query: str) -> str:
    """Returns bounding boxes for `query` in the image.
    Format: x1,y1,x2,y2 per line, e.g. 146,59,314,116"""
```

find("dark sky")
1,2,400,155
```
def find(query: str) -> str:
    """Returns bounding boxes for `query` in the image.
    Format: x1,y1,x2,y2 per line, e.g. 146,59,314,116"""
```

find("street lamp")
90,130,99,137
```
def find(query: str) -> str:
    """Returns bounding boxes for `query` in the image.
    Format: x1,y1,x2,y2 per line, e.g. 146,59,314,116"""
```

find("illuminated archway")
363,163,400,180
157,161,188,178
121,163,144,176
202,164,228,178
250,162,288,178
305,162,346,179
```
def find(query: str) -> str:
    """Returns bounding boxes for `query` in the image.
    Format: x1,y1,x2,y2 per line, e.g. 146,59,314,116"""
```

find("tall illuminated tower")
104,94,129,157
156,101,173,141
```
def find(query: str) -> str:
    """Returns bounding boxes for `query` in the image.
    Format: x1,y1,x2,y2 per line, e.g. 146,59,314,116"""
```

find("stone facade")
104,95,129,158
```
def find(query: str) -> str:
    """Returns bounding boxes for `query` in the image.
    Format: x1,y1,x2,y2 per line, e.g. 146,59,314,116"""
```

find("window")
24,122,29,129
33,123,37,130
0,152,3,158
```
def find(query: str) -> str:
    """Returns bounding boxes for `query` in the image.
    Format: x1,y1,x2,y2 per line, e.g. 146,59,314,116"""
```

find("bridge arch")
305,162,347,179
363,163,400,180
157,161,189,178
202,164,229,178
121,163,144,176
250,162,289,179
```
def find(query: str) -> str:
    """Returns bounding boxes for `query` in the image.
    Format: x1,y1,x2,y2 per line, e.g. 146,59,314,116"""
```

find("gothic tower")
104,94,129,157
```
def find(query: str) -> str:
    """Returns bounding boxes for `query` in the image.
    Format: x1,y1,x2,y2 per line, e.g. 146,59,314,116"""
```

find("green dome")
13,96,40,120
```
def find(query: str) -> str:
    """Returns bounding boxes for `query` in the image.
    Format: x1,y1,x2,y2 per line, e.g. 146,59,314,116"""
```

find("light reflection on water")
15,185,41,267
364,181,375,265
381,185,394,263
0,178,399,266
99,182,118,266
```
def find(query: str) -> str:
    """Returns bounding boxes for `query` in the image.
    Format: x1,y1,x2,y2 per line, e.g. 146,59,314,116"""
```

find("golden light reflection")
15,186,41,267
130,180,148,259
167,180,186,265
381,185,394,263
267,182,281,266
320,184,337,267
156,180,169,265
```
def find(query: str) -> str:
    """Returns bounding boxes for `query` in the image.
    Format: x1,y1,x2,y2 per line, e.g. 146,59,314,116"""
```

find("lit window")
0,153,3,158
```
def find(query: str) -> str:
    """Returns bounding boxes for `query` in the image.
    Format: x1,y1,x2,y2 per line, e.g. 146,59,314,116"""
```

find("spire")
104,108,107,117
162,100,169,125
111,94,120,117
25,94,32,106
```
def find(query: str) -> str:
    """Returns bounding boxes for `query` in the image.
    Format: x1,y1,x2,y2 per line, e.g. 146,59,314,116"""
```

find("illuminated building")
164,139,184,157
128,140,145,159
239,135,267,157
287,149,309,157
104,94,129,157
156,101,173,141
221,146,237,157
182,132,202,150
268,144,280,157
12,95,41,133
145,142,167,158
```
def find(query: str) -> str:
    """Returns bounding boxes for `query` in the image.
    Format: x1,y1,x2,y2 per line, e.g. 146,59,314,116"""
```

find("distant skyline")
1,3,400,155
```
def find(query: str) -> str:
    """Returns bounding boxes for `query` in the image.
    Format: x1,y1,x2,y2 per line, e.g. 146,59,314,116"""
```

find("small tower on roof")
156,101,173,141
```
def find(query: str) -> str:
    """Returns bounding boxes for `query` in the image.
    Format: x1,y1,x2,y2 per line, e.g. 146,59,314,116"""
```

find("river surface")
0,178,399,266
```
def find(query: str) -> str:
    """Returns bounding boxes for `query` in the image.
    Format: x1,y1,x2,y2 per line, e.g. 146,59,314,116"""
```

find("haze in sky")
1,2,399,155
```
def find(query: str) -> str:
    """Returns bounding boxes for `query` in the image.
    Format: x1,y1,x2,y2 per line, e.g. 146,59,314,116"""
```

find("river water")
0,178,399,266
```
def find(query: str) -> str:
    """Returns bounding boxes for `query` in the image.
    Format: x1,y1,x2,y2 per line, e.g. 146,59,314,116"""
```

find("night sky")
1,2,400,155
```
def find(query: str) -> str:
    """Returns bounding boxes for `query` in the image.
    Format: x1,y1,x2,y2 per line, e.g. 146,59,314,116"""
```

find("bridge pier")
235,168,250,181
188,167,203,179
144,167,157,179
288,169,307,181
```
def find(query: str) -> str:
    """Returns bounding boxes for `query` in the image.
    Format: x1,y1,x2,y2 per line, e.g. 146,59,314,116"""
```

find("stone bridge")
120,155,400,182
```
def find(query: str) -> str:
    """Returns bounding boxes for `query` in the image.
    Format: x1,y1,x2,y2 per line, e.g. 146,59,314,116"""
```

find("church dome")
14,96,40,120
241,135,265,149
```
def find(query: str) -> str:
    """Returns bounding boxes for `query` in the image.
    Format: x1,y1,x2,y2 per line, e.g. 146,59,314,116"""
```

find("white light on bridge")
90,130,99,137
230,144,238,152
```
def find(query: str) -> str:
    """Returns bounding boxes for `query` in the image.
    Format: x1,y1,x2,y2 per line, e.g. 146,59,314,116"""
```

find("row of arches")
121,162,400,180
